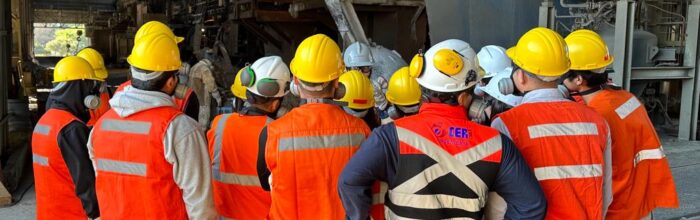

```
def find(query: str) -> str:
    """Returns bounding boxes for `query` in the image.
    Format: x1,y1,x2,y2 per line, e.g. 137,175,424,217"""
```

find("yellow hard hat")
53,56,100,83
290,34,344,83
127,33,182,72
386,67,421,106
336,70,375,110
565,29,614,71
76,48,108,80
231,68,247,99
134,21,184,44
507,27,570,77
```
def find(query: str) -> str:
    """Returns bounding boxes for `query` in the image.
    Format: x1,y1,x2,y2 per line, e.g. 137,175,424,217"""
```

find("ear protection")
409,49,466,78
240,65,284,97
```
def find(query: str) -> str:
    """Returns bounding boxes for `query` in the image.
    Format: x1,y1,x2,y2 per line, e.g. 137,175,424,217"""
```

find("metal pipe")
559,0,588,8
0,0,10,163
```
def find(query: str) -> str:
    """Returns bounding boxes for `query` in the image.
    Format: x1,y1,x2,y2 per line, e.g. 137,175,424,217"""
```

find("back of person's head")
563,29,614,91
127,33,182,92
241,56,291,113
289,34,344,99
507,27,570,91
408,39,480,105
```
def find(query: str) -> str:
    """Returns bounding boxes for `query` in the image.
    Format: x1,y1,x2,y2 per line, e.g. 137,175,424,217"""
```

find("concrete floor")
0,138,699,219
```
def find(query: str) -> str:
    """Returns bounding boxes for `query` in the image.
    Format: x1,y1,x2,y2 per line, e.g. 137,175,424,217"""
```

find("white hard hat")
477,45,511,78
241,56,291,98
409,39,480,93
344,42,375,67
479,67,522,107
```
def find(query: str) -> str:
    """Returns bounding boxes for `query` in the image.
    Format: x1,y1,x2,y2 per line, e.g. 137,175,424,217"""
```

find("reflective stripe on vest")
96,159,147,177
534,164,603,181
615,96,642,120
100,119,152,135
528,122,599,139
212,114,273,186
278,133,365,151
33,154,49,166
34,124,51,135
634,147,666,166
373,182,388,205
394,127,502,210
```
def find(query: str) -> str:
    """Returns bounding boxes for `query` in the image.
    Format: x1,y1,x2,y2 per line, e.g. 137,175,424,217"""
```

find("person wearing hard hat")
338,39,546,219
77,48,112,127
469,46,521,125
489,27,612,219
333,70,386,220
87,33,215,219
562,29,679,220
230,68,248,113
114,21,200,121
335,70,381,129
32,56,101,219
344,42,390,120
256,34,371,219
385,67,421,120
208,56,290,219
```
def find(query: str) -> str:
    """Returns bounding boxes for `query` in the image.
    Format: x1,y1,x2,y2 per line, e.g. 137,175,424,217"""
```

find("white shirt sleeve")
602,123,613,218
163,115,216,220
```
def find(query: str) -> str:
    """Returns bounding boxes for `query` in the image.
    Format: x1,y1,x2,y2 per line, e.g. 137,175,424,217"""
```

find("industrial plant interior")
0,0,698,219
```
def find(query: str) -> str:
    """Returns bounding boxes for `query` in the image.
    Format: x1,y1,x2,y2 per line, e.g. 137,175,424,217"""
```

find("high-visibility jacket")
370,182,387,220
498,101,609,220
116,80,193,112
587,89,678,219
31,109,88,220
387,109,503,219
87,91,111,126
264,102,370,219
208,113,272,219
91,106,188,219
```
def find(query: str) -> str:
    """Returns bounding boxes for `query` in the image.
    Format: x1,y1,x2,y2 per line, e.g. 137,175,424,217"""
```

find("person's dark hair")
421,86,474,105
298,79,335,96
246,90,281,105
131,67,177,91
564,70,608,88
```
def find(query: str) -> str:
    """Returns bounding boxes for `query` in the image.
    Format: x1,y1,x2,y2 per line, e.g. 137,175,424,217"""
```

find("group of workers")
30,20,679,220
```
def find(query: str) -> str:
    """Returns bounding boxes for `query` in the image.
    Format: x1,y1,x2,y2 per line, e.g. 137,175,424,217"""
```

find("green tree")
44,28,88,56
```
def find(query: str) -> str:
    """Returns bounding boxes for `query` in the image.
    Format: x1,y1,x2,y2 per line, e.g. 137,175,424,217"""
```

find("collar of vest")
241,106,271,117
418,103,467,120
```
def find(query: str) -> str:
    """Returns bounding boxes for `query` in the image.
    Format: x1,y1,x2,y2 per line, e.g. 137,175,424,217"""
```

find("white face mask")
342,106,369,118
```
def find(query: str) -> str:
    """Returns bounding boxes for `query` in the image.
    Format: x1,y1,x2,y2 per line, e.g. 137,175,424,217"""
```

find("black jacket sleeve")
257,126,272,191
57,121,100,218
183,92,200,120
492,135,547,219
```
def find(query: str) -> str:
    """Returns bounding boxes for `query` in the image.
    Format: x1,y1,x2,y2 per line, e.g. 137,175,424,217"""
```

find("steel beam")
612,0,635,90
681,0,700,140
538,0,555,28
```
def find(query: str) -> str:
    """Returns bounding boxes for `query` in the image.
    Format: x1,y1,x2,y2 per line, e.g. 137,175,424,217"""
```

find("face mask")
467,96,491,125
343,106,369,118
290,81,300,97
510,68,525,96
84,81,102,110
173,84,189,99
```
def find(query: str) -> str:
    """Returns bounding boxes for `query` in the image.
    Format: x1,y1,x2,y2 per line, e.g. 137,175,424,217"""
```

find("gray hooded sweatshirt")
87,85,216,219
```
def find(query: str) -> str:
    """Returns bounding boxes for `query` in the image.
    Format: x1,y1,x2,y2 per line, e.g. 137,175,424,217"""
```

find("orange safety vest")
87,91,111,127
31,109,88,220
387,104,503,219
90,106,188,219
115,80,193,112
587,89,678,219
264,102,370,219
370,181,387,220
498,101,609,220
208,113,272,219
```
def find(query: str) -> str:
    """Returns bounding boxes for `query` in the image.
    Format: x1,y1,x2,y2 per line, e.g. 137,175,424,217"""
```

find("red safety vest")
90,106,187,219
31,109,88,220
87,91,111,127
498,101,609,220
370,181,387,220
587,89,678,219
207,113,272,219
115,80,193,112
264,102,370,219
388,103,503,219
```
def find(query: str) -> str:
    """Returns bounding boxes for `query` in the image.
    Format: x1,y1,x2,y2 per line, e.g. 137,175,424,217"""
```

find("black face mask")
510,68,525,96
